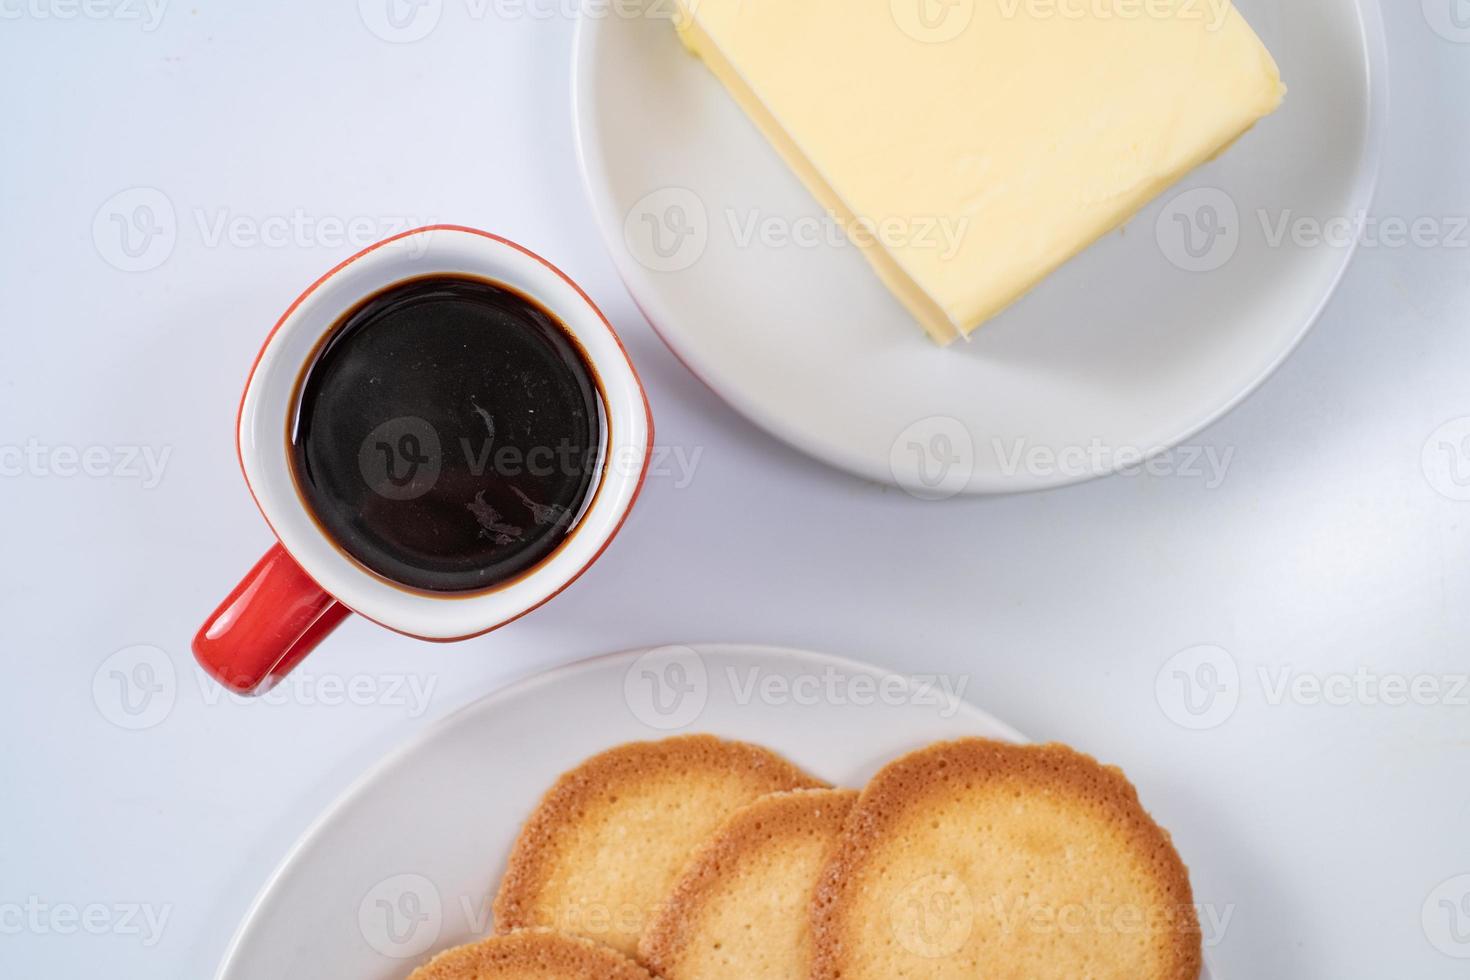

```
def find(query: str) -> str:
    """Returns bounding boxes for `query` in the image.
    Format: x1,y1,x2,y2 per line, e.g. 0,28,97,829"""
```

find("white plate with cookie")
213,644,1217,979
572,0,1387,494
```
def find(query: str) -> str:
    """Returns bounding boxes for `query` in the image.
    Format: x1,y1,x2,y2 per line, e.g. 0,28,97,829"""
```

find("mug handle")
193,543,351,694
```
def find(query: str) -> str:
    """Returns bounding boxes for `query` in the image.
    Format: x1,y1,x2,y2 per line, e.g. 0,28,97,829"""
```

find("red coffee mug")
194,226,653,694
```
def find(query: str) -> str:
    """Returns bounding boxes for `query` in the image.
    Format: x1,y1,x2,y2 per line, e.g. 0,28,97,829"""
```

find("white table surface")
1,2,1467,978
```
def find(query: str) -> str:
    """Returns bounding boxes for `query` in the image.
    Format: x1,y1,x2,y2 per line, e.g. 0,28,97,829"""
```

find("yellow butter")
674,0,1285,344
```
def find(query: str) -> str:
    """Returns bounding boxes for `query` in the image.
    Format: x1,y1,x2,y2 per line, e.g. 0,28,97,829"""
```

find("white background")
1,1,1467,978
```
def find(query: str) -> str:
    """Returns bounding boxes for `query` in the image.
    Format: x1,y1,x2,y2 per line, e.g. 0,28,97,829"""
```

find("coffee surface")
291,275,602,593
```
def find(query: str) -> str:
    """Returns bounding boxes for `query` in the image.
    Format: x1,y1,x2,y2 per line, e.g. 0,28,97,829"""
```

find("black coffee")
290,274,603,593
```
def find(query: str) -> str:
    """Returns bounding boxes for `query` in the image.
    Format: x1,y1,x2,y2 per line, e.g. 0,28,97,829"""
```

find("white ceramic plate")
572,0,1387,494
215,644,1218,978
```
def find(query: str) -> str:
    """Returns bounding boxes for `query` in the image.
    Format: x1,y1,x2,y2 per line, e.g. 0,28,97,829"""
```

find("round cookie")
639,788,858,978
812,738,1202,980
493,735,825,957
406,930,653,980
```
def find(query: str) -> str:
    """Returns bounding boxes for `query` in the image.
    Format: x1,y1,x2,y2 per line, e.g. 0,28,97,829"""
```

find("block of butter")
673,0,1285,344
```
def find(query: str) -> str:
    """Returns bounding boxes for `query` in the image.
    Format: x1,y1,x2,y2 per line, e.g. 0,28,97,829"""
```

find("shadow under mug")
192,226,653,694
